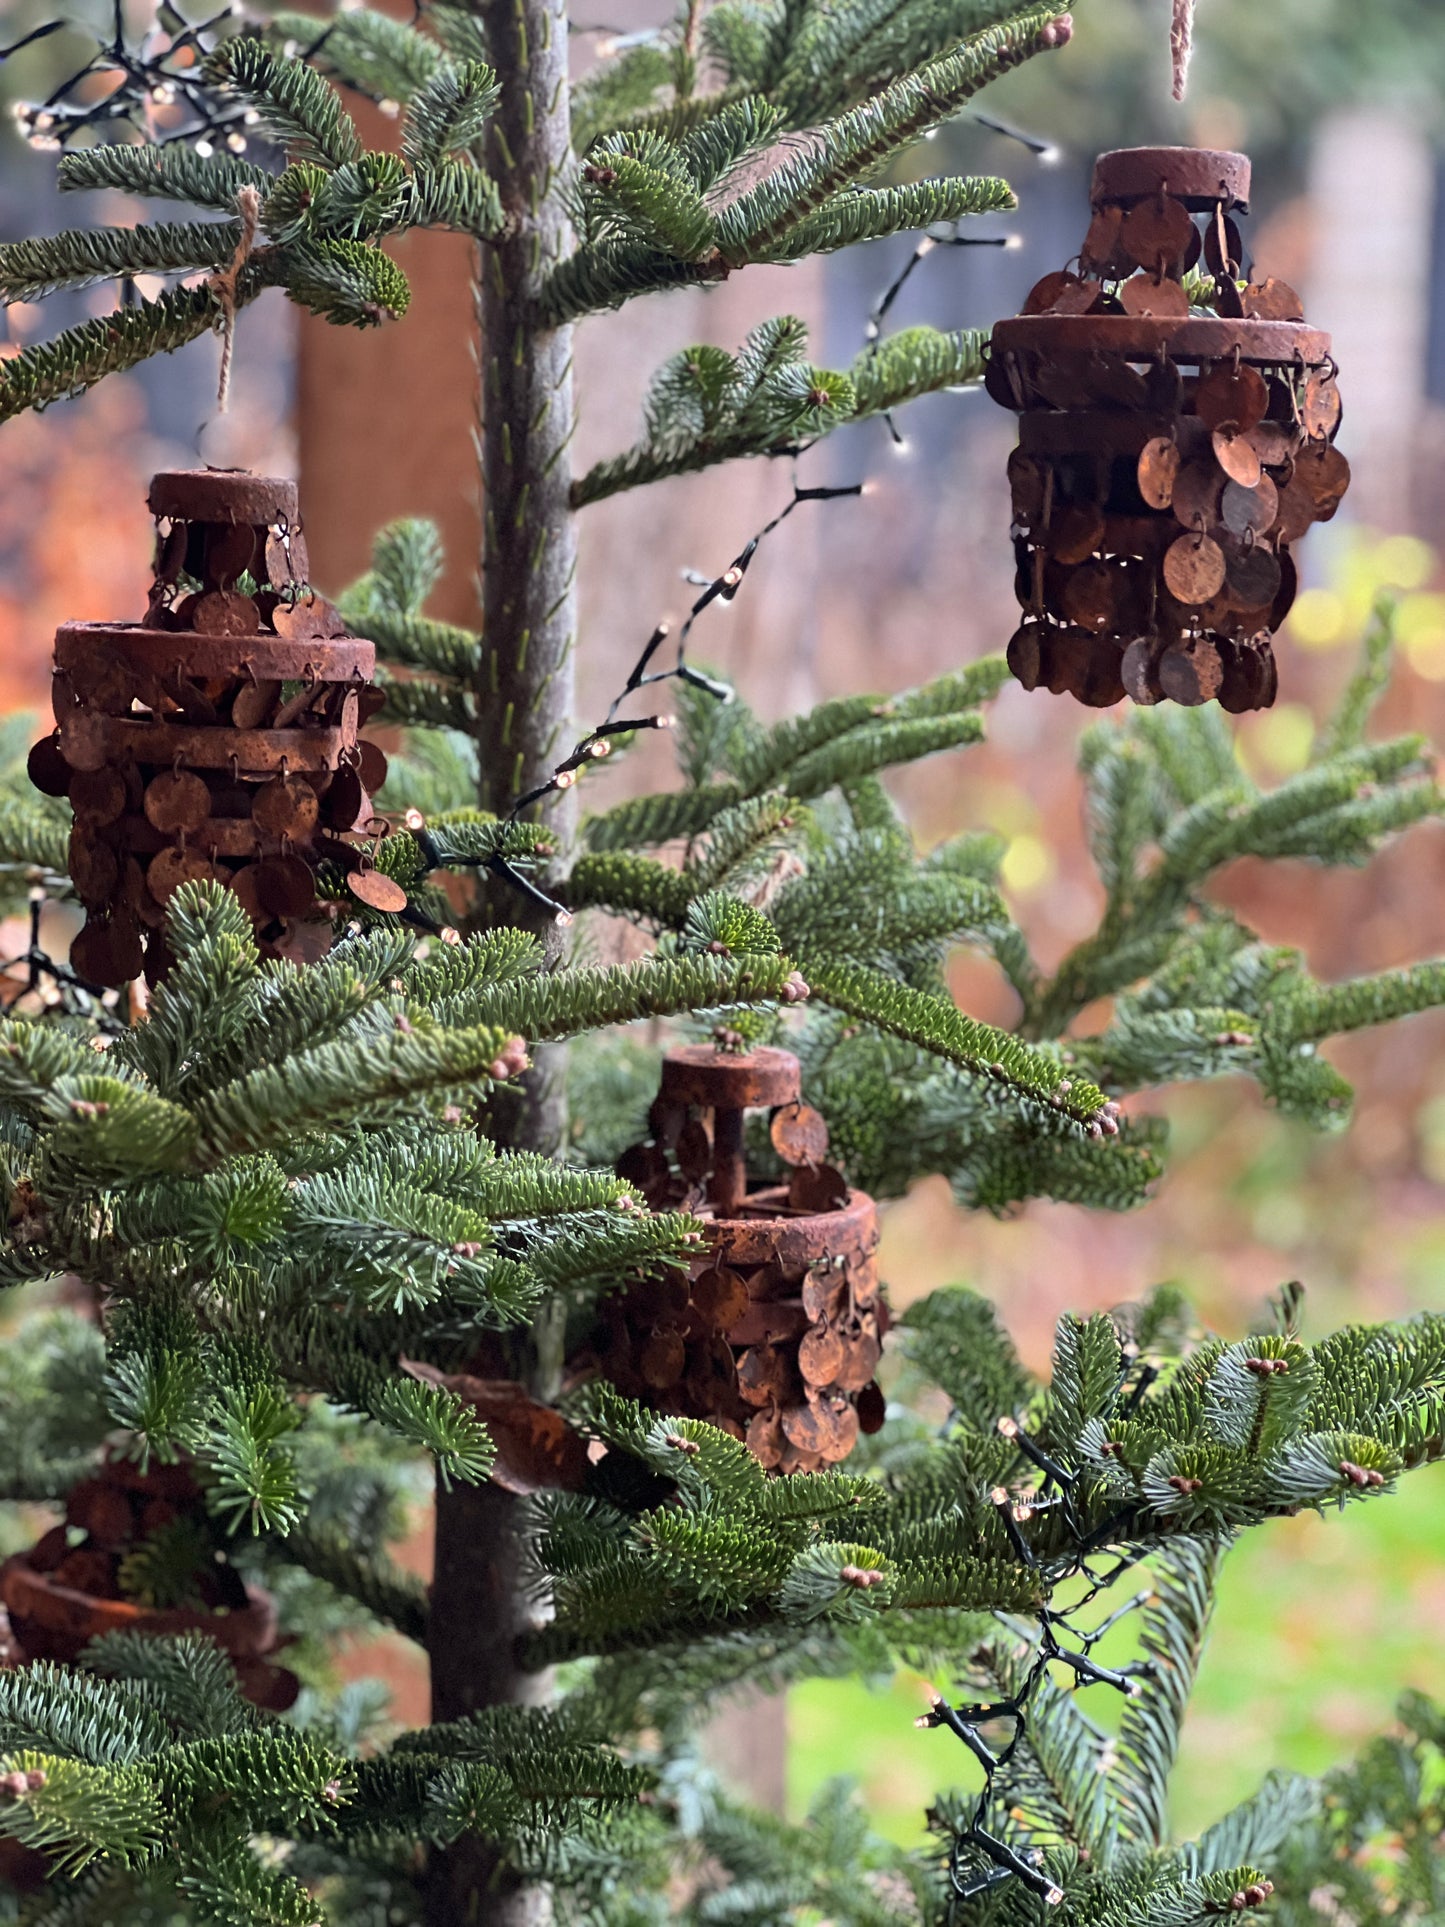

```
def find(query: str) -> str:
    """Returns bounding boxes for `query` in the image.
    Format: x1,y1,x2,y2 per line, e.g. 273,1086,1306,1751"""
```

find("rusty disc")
676,1117,712,1183
1027,355,1096,413
71,916,144,988
1006,622,1047,692
1269,548,1299,630
1007,450,1047,521
146,846,223,905
227,865,271,930
737,1345,786,1408
1061,560,1121,632
321,767,368,832
264,528,309,590
644,1099,682,1149
1221,472,1278,539
802,1272,845,1323
1048,278,1104,317
1273,478,1317,545
692,1266,750,1330
1137,437,1181,510
1224,542,1282,611
120,857,165,929
272,596,342,642
1171,461,1223,531
744,1404,785,1468
1023,270,1084,316
640,1329,686,1389
1195,363,1269,434
347,868,408,913
616,1142,669,1196
771,1102,829,1168
252,775,320,840
787,1164,849,1212
833,1328,882,1393
1119,274,1189,319
1073,639,1127,708
856,1382,886,1434
798,1322,846,1387
1216,640,1258,714
1248,419,1297,469
1202,209,1244,277
1242,278,1304,322
1301,373,1344,443
27,736,71,798
68,766,126,826
1293,442,1350,520
231,679,281,730
1163,533,1226,604
356,740,389,794
1080,204,1129,277
984,345,1024,409
190,591,260,637
1092,147,1251,213
1212,425,1263,489
68,829,119,905
1048,505,1106,565
153,520,187,584
148,471,298,527
204,523,258,588
661,1046,802,1113
1121,637,1161,704
780,1395,832,1456
1158,638,1224,707
1081,353,1152,410
255,855,317,919
1119,195,1195,272
143,769,212,836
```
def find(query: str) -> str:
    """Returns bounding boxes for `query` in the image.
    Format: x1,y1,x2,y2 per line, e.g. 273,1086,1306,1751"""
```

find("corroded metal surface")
607,1044,887,1474
986,148,1347,712
30,469,388,985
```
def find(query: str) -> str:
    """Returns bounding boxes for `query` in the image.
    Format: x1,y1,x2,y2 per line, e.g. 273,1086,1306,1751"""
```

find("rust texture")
986,146,1348,712
606,1044,888,1473
29,468,389,985
0,1449,298,1711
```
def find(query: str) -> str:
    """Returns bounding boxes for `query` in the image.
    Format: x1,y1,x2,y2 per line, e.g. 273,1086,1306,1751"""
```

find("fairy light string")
918,1372,1168,1908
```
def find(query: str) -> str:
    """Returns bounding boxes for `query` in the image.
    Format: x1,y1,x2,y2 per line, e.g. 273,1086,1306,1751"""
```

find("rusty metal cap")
1091,147,1251,213
660,1045,801,1111
147,470,300,527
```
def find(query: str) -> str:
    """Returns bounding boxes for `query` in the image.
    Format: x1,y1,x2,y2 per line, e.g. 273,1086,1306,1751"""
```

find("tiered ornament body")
29,469,390,985
987,147,1348,710
609,1045,887,1473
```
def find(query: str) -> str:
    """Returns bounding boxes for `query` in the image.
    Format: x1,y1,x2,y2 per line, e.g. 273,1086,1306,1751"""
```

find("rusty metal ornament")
0,1448,299,1712
601,1044,888,1475
30,471,385,986
987,147,1348,711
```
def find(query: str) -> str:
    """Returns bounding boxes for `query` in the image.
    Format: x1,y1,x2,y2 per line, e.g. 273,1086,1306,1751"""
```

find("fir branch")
57,144,275,211
801,958,1112,1127
266,1524,430,1643
205,37,364,169
0,220,243,301
0,280,240,422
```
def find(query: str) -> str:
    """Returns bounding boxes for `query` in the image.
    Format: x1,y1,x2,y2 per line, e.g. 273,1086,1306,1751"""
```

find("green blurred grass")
787,1464,1445,1844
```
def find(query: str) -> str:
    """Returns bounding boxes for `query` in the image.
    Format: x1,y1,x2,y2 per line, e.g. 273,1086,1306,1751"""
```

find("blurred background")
4,0,1445,1849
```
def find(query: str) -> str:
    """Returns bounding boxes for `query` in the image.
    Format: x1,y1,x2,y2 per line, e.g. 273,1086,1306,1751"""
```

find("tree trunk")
424,0,577,1916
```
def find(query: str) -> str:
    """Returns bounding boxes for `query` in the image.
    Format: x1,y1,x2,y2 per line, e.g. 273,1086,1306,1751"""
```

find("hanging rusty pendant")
32,470,385,985
987,148,1346,712
606,1044,887,1474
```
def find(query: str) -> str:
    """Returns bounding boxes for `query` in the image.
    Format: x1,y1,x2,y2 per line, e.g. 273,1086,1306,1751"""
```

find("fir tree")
0,6,1444,1927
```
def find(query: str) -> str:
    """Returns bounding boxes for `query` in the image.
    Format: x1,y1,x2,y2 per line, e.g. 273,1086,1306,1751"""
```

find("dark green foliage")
3,1,1445,1922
